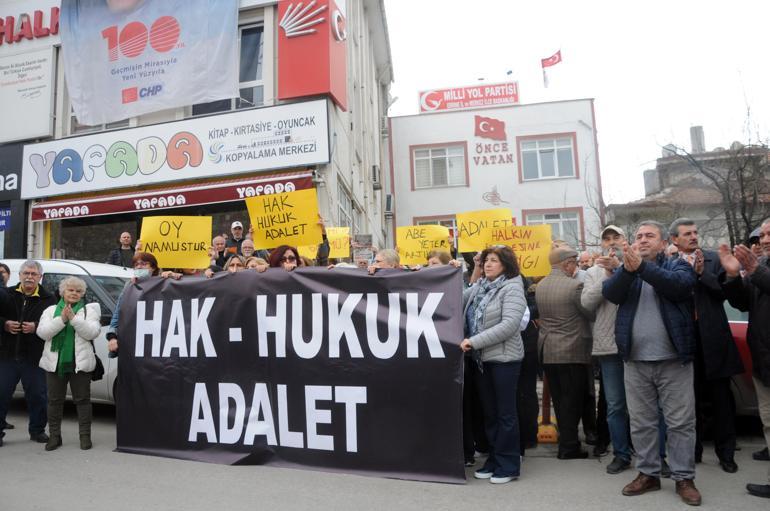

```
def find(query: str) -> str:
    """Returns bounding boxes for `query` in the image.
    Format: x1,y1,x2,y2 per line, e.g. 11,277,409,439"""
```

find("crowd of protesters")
2,215,770,504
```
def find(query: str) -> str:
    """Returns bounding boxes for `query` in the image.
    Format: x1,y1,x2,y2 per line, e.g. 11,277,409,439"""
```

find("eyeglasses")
281,256,297,263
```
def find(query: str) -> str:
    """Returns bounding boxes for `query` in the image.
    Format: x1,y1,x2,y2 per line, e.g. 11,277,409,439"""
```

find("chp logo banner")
21,99,329,199
116,266,465,483
419,82,519,114
60,0,238,126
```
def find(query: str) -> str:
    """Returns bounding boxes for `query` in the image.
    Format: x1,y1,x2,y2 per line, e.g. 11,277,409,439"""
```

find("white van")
6,259,132,404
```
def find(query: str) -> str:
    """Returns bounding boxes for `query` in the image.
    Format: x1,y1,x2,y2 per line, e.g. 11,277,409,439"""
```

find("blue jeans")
476,361,522,478
599,355,631,461
0,358,48,437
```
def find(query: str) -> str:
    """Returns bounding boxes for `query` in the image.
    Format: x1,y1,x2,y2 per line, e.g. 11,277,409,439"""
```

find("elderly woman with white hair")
36,276,101,451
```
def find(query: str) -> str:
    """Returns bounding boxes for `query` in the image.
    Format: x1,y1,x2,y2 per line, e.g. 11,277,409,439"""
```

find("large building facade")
386,98,605,251
0,0,392,260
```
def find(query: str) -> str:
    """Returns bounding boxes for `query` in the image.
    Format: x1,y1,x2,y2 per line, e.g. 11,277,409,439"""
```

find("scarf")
51,299,84,377
465,276,507,372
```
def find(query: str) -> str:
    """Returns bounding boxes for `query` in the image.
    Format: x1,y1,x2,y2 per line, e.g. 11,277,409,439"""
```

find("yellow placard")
484,224,553,277
139,216,212,269
245,189,323,249
327,227,351,259
297,245,318,260
456,208,513,252
396,225,451,266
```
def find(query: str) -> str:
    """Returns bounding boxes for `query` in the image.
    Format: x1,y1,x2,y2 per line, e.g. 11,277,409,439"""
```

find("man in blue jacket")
602,220,701,506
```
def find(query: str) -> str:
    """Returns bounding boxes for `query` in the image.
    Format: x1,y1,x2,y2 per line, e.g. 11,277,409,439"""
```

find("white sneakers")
473,468,518,484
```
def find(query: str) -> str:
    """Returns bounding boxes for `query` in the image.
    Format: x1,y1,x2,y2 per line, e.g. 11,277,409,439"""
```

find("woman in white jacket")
37,276,101,451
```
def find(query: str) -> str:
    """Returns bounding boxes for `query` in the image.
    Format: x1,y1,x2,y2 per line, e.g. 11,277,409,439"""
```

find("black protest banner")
116,266,465,483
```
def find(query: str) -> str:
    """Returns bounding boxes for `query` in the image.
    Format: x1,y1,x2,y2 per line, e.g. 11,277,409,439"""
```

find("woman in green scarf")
37,276,102,451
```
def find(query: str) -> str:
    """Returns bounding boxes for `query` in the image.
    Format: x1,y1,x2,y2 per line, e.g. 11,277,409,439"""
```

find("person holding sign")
107,252,161,358
263,245,301,272
224,255,246,273
37,277,101,451
460,246,528,484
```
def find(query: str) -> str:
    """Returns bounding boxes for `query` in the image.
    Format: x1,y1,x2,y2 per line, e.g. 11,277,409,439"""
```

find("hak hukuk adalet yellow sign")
140,216,212,269
484,224,553,277
396,225,451,266
245,189,323,249
456,208,514,253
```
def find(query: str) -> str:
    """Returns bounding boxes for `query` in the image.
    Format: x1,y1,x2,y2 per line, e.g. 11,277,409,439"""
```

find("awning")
31,171,314,222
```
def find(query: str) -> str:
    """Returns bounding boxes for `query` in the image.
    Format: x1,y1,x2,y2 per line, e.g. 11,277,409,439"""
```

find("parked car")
7,259,131,404
725,302,757,416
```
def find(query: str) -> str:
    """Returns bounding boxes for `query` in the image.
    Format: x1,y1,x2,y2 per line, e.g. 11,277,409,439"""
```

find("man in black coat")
106,231,135,267
669,218,743,473
720,220,770,498
0,260,57,446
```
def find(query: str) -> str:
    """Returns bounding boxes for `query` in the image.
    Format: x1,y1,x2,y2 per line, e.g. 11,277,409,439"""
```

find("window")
520,136,576,180
338,182,353,230
526,210,581,248
413,145,466,189
69,111,129,136
193,24,264,116
416,217,457,237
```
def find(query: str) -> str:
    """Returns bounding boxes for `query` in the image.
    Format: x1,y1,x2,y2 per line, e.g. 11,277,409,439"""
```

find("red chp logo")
474,115,506,141
102,16,180,61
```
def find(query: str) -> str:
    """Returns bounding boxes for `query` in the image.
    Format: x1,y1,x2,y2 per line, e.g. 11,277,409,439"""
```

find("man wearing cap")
602,220,700,506
669,218,742,473
536,247,595,459
720,219,770,498
581,225,633,474
226,221,246,255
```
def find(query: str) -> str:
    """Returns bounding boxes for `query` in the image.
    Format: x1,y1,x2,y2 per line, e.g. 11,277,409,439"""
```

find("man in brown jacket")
536,247,595,459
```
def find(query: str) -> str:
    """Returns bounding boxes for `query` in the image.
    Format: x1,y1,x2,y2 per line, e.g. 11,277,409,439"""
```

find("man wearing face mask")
0,260,56,447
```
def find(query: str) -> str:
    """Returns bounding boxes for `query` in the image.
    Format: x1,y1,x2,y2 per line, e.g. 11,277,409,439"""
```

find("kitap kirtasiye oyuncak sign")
115,266,465,483
21,99,329,199
60,0,238,126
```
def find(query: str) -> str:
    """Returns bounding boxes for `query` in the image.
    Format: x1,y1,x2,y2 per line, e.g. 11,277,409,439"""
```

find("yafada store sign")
21,99,330,199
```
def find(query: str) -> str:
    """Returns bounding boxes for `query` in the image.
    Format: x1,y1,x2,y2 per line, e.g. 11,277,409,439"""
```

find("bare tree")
670,142,770,247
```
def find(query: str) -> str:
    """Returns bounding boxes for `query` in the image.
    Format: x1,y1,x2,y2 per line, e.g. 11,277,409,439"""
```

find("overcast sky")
383,0,770,204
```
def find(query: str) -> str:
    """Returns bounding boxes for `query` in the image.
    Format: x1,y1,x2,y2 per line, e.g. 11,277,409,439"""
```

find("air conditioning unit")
384,193,394,219
371,165,382,190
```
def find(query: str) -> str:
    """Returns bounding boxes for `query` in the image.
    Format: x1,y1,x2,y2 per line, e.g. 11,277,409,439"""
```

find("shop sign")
21,99,329,199
277,0,347,111
0,143,22,200
0,47,55,143
30,171,314,221
419,82,519,114
0,208,10,231
0,1,60,57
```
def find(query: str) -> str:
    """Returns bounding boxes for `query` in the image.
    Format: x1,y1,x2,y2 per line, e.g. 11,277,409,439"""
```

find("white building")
386,98,605,251
0,0,392,260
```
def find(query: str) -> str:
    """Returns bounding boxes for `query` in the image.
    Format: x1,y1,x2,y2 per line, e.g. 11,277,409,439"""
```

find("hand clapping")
622,241,642,272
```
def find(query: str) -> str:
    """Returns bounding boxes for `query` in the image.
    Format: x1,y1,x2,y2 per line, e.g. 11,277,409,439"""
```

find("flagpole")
542,68,548,88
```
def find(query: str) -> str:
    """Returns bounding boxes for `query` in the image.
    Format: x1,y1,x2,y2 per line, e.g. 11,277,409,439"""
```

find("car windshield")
91,275,130,303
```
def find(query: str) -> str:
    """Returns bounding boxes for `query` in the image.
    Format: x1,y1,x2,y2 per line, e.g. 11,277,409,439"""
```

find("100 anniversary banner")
116,266,465,483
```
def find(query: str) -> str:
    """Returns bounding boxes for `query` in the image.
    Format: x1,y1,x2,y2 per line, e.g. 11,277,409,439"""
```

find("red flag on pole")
541,50,562,68
541,50,562,88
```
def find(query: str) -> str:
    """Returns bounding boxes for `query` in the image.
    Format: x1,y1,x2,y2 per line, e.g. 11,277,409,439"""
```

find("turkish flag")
541,50,562,68
475,115,507,141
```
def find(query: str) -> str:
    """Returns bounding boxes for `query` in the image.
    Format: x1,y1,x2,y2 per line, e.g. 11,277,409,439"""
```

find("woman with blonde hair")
37,276,101,451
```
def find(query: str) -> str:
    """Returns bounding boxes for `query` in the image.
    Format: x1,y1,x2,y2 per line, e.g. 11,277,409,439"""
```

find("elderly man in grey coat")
536,247,595,459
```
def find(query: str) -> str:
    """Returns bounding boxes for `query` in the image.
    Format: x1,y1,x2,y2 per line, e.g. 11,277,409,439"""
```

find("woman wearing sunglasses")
259,245,301,272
